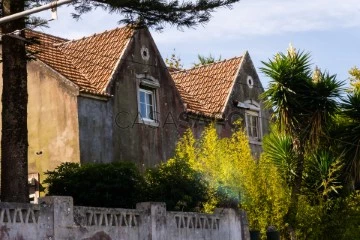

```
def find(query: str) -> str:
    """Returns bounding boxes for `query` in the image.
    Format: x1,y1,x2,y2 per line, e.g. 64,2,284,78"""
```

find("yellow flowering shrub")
172,123,290,235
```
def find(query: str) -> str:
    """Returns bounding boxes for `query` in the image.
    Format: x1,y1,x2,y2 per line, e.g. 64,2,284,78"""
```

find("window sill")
140,120,160,127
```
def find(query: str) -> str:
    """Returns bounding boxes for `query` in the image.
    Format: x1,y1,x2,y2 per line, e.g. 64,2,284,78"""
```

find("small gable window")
136,73,160,125
237,99,262,143
245,111,260,140
247,76,254,88
139,88,155,121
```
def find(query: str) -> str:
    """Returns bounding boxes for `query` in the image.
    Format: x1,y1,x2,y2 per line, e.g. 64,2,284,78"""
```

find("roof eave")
79,89,112,101
102,28,135,93
219,53,247,114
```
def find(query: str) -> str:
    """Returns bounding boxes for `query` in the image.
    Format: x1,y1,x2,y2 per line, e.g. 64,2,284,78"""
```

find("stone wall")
0,196,250,240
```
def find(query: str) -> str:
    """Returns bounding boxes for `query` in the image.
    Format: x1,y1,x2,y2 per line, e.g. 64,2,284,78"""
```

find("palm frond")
335,91,360,186
304,151,344,201
263,131,297,186
260,50,312,136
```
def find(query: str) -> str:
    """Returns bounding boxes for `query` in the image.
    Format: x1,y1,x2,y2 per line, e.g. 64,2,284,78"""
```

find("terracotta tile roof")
25,26,134,95
171,57,243,117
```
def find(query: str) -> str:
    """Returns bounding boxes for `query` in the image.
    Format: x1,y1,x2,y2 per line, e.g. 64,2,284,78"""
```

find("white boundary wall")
0,196,250,240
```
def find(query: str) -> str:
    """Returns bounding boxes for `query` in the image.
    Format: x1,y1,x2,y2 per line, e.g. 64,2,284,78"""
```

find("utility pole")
0,0,73,25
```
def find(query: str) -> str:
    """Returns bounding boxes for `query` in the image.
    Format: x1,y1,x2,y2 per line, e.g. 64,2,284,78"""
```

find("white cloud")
35,6,122,39
151,0,360,44
37,0,360,42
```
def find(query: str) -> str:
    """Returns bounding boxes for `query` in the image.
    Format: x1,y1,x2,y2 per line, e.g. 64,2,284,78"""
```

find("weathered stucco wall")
0,196,250,240
78,96,113,163
108,29,186,168
0,60,81,183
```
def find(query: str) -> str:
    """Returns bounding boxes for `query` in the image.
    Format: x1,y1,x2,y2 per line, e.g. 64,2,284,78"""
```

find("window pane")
147,92,153,105
140,103,146,118
252,116,258,138
139,88,156,122
246,115,252,136
252,116,257,128
140,91,145,103
147,105,153,119
253,126,258,138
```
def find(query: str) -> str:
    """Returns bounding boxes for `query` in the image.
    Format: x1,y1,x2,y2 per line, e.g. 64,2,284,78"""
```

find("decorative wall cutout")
174,215,220,230
77,209,140,227
0,207,39,224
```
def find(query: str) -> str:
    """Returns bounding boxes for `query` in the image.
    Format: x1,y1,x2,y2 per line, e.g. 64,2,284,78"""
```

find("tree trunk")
1,0,29,202
284,142,305,239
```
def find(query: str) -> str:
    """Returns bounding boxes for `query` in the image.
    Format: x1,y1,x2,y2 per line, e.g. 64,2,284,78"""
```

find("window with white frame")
139,88,156,121
245,111,260,140
237,100,262,142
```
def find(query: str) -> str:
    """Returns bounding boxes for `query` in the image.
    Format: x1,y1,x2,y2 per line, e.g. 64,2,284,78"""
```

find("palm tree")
260,45,343,237
192,54,222,67
334,91,360,190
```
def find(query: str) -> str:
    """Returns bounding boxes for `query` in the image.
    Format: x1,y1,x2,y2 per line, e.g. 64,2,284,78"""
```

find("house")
0,26,269,186
171,54,270,156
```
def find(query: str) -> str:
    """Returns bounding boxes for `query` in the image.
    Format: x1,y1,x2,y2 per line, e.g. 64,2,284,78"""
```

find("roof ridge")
58,26,131,47
25,28,69,42
171,55,243,74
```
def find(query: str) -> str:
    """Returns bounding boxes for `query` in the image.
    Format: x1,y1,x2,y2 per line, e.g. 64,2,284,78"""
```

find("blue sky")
35,0,360,88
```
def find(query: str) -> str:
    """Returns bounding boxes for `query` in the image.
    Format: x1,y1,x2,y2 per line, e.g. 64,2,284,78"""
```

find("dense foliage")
259,46,360,239
44,160,209,211
172,125,289,234
260,45,344,237
44,162,145,208
145,158,209,211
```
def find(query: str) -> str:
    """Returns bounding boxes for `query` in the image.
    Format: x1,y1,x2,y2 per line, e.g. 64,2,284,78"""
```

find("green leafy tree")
192,54,222,67
44,162,145,208
44,160,210,211
260,45,343,236
144,158,209,211
0,0,240,202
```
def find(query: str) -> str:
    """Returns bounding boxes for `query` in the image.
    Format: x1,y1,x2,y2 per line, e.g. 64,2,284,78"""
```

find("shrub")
173,124,290,235
144,158,209,212
44,162,145,208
